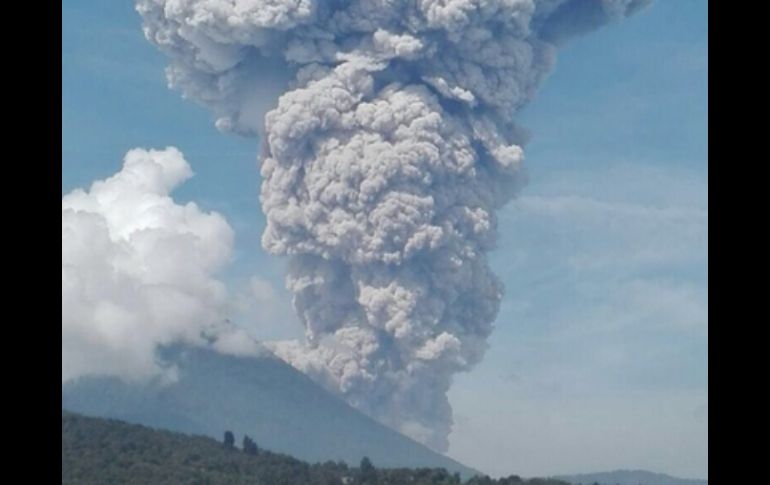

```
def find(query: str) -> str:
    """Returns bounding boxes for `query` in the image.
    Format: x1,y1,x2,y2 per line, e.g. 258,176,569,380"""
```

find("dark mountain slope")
62,344,476,477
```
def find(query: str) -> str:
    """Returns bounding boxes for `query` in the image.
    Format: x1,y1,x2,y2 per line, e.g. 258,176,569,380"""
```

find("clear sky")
63,0,707,480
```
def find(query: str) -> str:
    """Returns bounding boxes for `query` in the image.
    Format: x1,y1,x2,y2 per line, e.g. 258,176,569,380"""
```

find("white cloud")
62,147,249,383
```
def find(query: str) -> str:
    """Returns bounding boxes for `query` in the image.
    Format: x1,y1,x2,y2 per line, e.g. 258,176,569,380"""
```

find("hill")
62,344,476,477
62,410,570,485
554,470,707,485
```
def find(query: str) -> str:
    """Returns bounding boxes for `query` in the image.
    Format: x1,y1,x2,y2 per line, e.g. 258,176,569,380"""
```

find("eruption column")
138,0,651,451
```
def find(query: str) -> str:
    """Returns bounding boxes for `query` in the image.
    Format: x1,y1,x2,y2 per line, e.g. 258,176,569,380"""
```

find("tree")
242,435,258,455
223,430,234,449
359,456,376,482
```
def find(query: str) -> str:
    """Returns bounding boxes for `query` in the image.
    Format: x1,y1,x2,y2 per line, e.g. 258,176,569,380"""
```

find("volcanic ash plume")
137,0,650,450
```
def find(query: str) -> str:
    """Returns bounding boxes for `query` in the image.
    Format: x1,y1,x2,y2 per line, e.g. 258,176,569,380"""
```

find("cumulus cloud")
137,0,651,450
62,147,263,383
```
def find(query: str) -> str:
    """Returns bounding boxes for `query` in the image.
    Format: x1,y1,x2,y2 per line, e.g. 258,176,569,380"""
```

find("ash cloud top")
136,0,650,450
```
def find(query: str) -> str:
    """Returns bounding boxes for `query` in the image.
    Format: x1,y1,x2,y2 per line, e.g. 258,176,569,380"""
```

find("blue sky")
63,0,707,479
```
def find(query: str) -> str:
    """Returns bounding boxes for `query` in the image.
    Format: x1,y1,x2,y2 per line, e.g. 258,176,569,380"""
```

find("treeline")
62,411,569,485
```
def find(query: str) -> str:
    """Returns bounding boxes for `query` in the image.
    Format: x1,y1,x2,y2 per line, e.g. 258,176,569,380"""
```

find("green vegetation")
62,410,569,485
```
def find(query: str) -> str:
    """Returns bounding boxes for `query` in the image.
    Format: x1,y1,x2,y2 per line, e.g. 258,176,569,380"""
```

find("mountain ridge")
62,344,477,478
554,469,707,485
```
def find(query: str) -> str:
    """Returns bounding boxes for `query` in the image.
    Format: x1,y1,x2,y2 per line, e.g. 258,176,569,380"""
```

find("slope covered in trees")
62,411,569,485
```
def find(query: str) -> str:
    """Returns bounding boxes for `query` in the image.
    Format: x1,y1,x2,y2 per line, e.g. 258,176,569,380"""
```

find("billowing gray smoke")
137,0,650,451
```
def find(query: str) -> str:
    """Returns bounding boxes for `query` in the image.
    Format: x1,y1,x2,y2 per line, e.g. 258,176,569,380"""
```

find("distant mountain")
62,410,568,485
62,344,477,478
554,470,707,485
